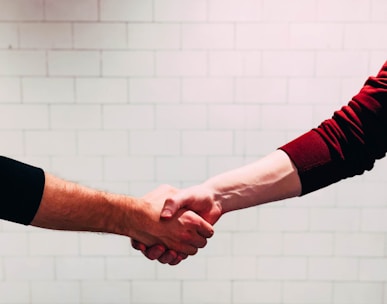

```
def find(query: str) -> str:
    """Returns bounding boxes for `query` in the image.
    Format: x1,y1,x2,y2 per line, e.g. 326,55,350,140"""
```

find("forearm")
31,174,212,255
31,173,137,237
204,150,302,214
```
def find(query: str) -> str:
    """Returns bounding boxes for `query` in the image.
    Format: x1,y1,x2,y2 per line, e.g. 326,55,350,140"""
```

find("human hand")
132,184,222,265
161,183,223,225
129,184,214,264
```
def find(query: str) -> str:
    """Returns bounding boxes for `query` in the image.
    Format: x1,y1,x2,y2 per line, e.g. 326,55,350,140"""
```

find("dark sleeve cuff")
279,130,343,195
0,156,45,225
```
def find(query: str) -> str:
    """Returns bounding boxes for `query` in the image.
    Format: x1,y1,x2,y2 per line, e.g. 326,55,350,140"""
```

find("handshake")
30,150,300,265
130,182,223,266
126,150,301,265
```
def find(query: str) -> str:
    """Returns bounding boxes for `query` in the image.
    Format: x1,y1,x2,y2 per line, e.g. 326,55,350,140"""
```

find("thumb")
160,197,181,219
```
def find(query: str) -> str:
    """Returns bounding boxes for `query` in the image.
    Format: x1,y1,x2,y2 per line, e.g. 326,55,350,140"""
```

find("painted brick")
74,23,127,49
262,51,315,77
0,282,30,304
317,0,370,21
290,23,343,49
233,232,282,255
156,156,207,181
157,257,207,280
316,51,369,77
23,77,74,103
0,105,49,129
310,208,361,232
26,130,78,157
0,23,18,49
155,105,207,129
128,23,180,50
236,23,289,49
154,0,207,22
29,231,79,255
261,105,314,131
104,156,154,181
56,257,105,280
50,105,101,129
129,78,180,104
0,131,23,156
0,0,43,21
0,50,46,76
103,51,154,76
0,78,21,103
4,257,55,280
103,105,154,129
45,0,98,21
80,233,130,256
334,233,385,257
183,281,232,304
359,259,387,281
76,78,127,104
236,78,287,103
288,77,341,105
48,51,100,76
208,0,262,22
156,51,207,76
100,0,152,21
333,282,383,304
182,78,234,103
78,130,128,156
130,130,180,156
107,256,156,280
371,0,387,21
233,281,282,303
257,257,307,280
308,257,359,280
258,207,309,231
182,131,233,156
262,0,317,21
81,281,131,304
361,209,387,232
0,233,28,256
182,24,234,50
283,233,334,256
283,282,332,304
31,281,80,304
51,156,103,181
19,23,72,49
345,24,387,49
132,281,180,304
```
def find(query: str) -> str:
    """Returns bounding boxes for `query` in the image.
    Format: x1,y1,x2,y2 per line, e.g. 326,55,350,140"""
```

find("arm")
161,149,301,223
0,156,213,256
136,60,387,264
30,173,213,255
163,60,387,220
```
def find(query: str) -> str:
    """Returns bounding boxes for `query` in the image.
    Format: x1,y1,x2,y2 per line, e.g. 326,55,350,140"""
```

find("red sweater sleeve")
280,61,387,195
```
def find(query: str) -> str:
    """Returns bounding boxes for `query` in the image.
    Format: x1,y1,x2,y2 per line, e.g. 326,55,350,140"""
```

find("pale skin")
132,149,302,264
31,173,214,264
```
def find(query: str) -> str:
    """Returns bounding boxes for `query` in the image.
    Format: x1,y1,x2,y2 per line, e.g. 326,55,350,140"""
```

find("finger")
158,250,178,264
161,197,182,219
145,244,166,260
131,239,147,252
169,253,188,266
197,219,215,239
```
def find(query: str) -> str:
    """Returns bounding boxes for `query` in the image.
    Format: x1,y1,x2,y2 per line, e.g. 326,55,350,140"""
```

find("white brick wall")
1,0,387,303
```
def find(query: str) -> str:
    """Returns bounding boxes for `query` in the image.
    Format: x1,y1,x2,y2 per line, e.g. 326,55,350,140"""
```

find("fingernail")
161,209,172,218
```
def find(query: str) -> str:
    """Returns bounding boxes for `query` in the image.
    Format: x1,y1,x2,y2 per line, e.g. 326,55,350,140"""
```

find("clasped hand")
133,184,222,265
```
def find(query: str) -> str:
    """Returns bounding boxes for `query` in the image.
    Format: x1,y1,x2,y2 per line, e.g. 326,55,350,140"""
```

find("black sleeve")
0,156,45,225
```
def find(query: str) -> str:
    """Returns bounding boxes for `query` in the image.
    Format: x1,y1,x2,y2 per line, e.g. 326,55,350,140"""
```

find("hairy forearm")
31,174,212,255
30,173,136,236
204,150,302,214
